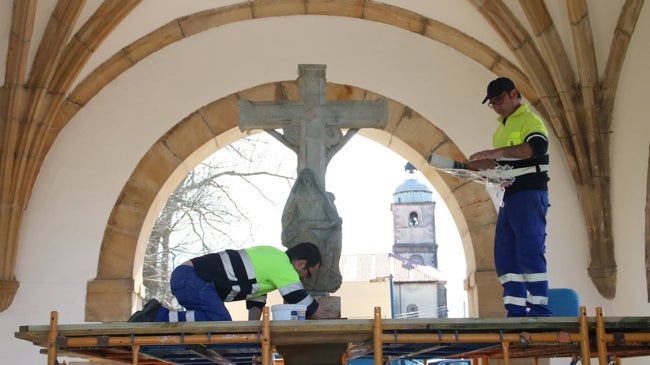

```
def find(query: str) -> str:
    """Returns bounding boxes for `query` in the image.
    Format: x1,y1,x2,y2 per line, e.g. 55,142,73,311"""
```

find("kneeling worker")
128,241,339,322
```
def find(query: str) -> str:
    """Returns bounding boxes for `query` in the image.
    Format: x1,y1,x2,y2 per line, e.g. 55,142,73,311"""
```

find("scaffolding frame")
15,306,650,365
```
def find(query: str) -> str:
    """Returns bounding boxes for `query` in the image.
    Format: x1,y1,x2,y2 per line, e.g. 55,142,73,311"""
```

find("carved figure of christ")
238,64,387,189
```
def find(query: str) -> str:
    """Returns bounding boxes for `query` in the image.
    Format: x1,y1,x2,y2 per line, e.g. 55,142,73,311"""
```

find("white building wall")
394,283,438,318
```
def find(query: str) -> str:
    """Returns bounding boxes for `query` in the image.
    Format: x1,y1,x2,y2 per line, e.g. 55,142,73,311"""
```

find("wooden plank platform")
14,307,650,365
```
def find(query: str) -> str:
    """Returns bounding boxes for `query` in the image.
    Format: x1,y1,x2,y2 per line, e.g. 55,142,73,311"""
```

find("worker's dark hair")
286,242,322,267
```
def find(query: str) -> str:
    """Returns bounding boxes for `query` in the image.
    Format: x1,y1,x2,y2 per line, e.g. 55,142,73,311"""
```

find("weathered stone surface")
465,270,504,317
179,3,253,36
200,94,240,137
86,279,135,322
238,65,387,294
163,111,216,162
0,280,19,312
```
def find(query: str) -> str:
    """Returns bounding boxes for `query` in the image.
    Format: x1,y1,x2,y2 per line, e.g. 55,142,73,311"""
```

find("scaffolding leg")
578,306,591,365
595,307,608,365
262,307,272,365
47,311,59,365
501,341,510,365
131,344,139,365
373,307,383,365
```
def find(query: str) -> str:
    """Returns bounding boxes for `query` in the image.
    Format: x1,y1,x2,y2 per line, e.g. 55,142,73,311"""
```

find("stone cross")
238,64,387,189
238,64,387,294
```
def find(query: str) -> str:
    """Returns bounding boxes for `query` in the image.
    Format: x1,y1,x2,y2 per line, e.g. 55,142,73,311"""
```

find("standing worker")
469,77,552,317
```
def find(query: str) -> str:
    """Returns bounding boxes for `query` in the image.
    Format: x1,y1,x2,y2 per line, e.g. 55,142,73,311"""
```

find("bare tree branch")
143,136,295,305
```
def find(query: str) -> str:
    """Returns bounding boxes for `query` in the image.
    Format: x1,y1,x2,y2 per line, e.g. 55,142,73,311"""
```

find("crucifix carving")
239,64,387,293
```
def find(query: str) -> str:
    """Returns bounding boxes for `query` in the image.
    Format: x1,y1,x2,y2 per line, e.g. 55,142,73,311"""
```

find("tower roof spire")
393,162,432,203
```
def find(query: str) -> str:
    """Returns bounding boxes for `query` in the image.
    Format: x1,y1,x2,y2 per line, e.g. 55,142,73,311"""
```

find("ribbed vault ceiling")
0,1,646,315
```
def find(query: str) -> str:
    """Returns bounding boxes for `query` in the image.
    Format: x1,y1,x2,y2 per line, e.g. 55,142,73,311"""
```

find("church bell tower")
391,163,438,268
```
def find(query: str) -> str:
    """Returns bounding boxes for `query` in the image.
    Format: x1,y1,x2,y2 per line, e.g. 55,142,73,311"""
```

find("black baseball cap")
482,77,516,104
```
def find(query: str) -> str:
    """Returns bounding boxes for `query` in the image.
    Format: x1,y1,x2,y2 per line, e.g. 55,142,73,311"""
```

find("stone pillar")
465,270,504,317
312,295,341,317
275,296,344,365
85,278,135,322
275,343,348,365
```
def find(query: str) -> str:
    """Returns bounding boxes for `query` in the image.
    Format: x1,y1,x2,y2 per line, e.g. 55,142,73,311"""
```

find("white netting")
436,165,516,208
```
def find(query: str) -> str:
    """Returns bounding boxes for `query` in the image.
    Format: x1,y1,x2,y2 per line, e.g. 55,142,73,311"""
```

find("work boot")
128,299,162,322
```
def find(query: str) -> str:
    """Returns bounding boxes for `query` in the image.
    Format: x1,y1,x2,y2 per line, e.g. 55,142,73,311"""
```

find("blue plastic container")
548,288,580,316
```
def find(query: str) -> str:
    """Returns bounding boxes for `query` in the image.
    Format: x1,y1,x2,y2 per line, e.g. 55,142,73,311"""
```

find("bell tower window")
408,211,419,226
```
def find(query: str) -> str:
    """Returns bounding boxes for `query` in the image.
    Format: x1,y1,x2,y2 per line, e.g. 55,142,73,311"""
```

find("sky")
176,133,468,317
326,136,468,317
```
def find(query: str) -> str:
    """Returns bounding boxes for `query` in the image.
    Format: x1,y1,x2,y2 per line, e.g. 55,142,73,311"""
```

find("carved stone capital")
0,279,19,312
587,265,617,299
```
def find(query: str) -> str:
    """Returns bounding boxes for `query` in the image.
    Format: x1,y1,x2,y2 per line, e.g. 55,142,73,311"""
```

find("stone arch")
64,1,536,132
85,81,500,322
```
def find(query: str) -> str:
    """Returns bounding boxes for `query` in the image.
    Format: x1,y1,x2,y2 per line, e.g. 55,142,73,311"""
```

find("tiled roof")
393,179,433,203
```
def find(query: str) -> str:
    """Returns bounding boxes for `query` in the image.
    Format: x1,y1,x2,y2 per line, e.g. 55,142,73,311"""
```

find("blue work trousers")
154,264,232,322
494,189,551,317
